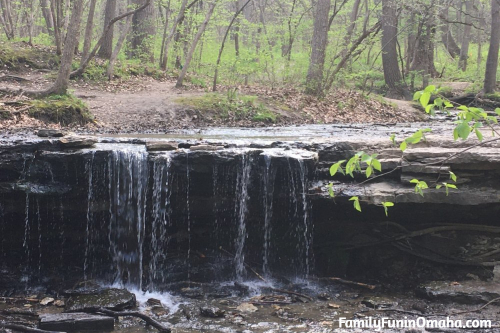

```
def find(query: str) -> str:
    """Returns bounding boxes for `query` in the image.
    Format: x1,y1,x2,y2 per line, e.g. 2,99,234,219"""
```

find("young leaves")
399,129,432,151
349,196,361,212
381,201,394,216
410,179,428,196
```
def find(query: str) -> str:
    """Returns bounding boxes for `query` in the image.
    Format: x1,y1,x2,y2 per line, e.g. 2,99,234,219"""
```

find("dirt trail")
73,79,206,132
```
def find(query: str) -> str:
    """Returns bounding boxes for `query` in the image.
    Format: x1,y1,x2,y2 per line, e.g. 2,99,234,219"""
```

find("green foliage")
175,92,278,123
410,179,429,197
349,196,361,212
381,202,394,216
29,94,94,125
0,42,59,70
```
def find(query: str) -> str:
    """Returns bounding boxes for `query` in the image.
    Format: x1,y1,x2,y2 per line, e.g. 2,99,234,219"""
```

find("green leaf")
420,91,431,107
424,85,436,93
413,91,423,101
372,159,382,172
390,133,396,144
400,141,407,151
495,108,500,116
475,129,483,141
410,179,419,184
455,122,471,140
366,166,372,178
349,196,362,212
458,105,468,111
327,183,335,197
425,104,433,114
444,100,453,108
330,160,346,177
449,171,457,182
382,201,394,217
436,184,442,189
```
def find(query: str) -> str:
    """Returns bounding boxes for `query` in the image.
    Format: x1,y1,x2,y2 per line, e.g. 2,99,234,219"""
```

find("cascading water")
234,153,252,280
9,142,317,292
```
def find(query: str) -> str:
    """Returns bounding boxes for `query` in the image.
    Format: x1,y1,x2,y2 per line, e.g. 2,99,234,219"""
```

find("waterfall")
150,153,172,289
262,155,276,277
107,147,149,289
298,159,312,278
84,152,95,280
185,152,191,281
234,153,252,280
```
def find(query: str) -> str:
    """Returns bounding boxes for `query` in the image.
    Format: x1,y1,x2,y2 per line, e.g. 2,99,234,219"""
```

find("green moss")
0,42,59,70
485,93,500,101
0,110,13,120
176,92,278,123
29,94,94,125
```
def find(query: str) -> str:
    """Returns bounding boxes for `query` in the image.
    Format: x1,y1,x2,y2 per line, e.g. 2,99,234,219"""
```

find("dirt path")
73,78,206,132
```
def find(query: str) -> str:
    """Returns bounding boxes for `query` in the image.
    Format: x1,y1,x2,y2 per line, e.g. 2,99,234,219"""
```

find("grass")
0,42,59,70
176,92,278,123
29,94,94,125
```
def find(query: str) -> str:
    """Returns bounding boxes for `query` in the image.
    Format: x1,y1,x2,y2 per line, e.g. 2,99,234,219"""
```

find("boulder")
146,142,178,151
37,129,66,137
58,136,96,149
65,288,136,312
199,306,225,318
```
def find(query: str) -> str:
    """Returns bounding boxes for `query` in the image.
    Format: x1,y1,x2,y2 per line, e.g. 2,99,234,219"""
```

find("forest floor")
0,42,427,134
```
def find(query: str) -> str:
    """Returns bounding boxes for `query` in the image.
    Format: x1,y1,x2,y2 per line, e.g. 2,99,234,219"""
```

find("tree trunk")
484,0,500,93
107,15,133,80
160,0,189,70
459,0,472,71
98,0,117,59
129,0,156,62
45,0,85,95
159,1,171,68
0,0,14,39
81,0,97,63
305,0,331,96
439,3,461,58
212,0,252,91
50,0,62,55
340,0,361,58
381,0,408,99
39,0,54,36
234,0,241,57
176,1,216,88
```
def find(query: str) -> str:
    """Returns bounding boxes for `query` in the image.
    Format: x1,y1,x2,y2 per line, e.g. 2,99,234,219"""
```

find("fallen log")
81,307,171,333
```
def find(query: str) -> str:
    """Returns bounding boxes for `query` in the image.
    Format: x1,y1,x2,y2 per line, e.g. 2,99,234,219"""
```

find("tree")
82,0,98,63
439,1,461,58
98,0,117,59
484,0,500,93
129,0,157,62
176,1,217,87
305,0,331,96
381,0,408,99
459,0,472,71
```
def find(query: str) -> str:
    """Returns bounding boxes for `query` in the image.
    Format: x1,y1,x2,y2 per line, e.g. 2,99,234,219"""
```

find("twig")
268,288,313,302
313,277,376,290
250,301,292,305
81,307,171,333
449,297,500,316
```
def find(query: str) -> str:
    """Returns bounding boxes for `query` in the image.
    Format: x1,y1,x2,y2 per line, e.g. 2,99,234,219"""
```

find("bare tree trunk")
159,1,171,68
43,0,85,96
176,1,216,87
305,0,331,96
160,0,189,70
484,0,500,93
0,0,15,39
107,15,133,80
212,0,252,91
82,0,97,63
39,0,54,36
340,0,361,58
129,0,156,62
234,0,241,56
381,0,408,99
50,0,62,55
459,0,472,70
98,0,117,59
439,2,461,58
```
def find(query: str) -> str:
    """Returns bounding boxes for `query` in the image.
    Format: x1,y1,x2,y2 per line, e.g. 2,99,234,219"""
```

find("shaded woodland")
0,0,499,99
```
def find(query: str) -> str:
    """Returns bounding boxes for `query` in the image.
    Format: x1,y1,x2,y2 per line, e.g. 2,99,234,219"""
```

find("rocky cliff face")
1,129,499,292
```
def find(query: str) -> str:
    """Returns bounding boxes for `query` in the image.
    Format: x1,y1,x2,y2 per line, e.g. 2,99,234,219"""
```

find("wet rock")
54,300,65,307
416,280,500,304
65,288,136,312
146,298,162,307
361,296,397,309
152,306,169,317
180,288,204,299
37,129,66,137
189,145,223,151
327,303,340,309
39,313,115,331
146,142,178,151
199,306,225,318
236,303,258,313
58,136,96,149
39,297,54,305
